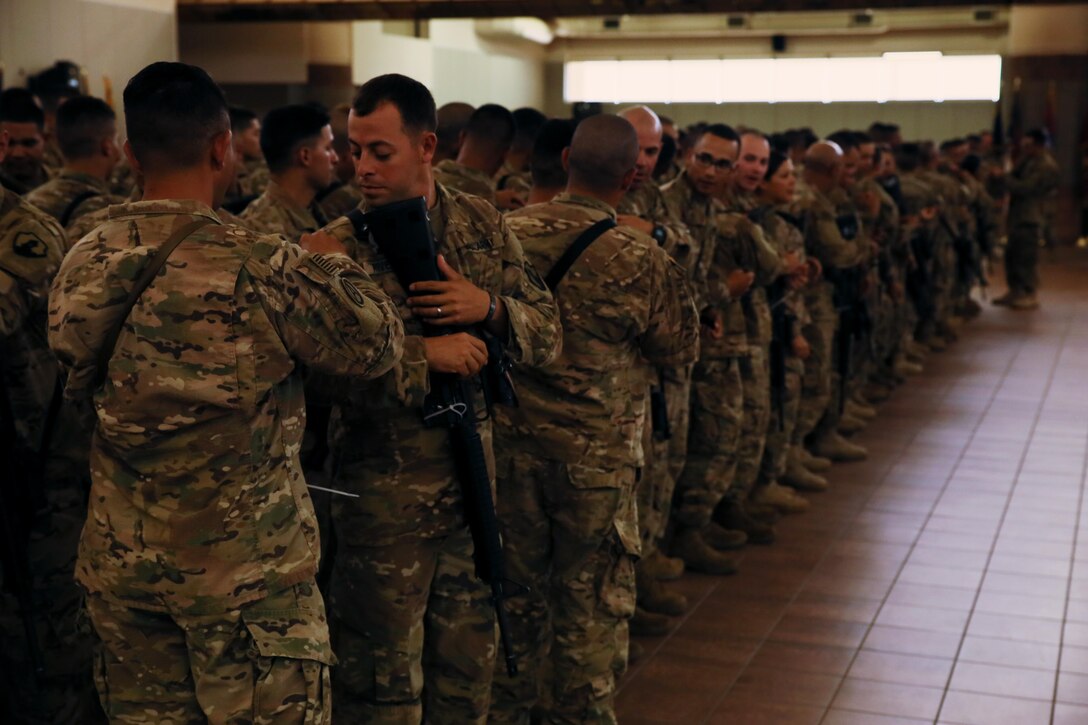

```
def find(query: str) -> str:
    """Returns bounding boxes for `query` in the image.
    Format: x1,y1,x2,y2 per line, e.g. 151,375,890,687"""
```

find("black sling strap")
544,217,616,291
59,191,101,228
93,219,213,389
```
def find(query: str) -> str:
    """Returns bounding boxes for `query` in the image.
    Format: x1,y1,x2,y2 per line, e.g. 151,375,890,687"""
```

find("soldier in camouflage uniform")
0,129,103,724
433,104,516,208
47,62,405,724
319,74,560,724
315,104,365,222
25,96,124,229
240,104,338,239
489,113,699,725
0,90,52,194
226,107,271,206
494,107,546,211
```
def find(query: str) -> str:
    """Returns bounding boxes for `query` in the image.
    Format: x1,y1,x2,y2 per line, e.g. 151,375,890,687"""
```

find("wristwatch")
651,224,667,247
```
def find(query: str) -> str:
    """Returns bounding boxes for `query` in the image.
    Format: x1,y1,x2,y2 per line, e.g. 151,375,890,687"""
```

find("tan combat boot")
782,457,829,492
714,499,776,545
670,527,739,575
1010,293,1039,310
752,481,810,514
629,607,674,636
639,549,685,582
812,431,869,462
701,522,748,551
798,447,833,472
637,575,689,617
838,412,868,435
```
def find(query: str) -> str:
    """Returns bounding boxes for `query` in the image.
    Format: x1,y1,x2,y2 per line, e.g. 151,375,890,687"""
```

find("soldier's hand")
495,189,525,211
300,231,347,256
423,333,489,377
408,255,491,325
726,269,755,297
792,334,812,360
616,214,654,235
700,307,724,340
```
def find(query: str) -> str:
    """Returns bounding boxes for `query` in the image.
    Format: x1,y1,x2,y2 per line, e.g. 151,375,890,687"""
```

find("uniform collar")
107,198,223,224
553,192,616,218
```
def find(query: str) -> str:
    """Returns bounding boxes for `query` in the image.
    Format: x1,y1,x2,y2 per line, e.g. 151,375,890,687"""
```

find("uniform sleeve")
493,216,562,368
639,248,700,368
248,239,404,380
810,207,861,269
1005,159,1060,197
748,221,783,285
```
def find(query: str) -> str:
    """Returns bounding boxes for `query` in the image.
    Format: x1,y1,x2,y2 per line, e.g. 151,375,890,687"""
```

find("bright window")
562,53,1002,104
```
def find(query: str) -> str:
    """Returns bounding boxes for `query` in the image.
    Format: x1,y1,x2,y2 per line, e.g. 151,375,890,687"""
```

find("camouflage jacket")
617,180,695,269
793,185,864,287
24,171,122,228
321,182,561,545
1007,152,1060,227
0,188,68,452
240,180,328,240
316,180,364,222
228,157,272,202
48,199,404,614
660,172,718,313
751,204,809,326
433,159,498,205
495,161,531,205
499,193,699,470
718,208,780,347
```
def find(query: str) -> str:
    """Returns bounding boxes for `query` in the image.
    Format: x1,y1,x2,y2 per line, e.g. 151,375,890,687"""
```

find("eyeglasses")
693,152,733,171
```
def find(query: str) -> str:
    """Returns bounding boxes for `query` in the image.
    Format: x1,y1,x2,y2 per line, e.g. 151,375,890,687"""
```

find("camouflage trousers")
758,355,804,484
328,528,496,724
673,357,744,529
794,290,836,445
637,364,694,553
0,486,101,725
732,345,771,498
86,580,332,724
1005,222,1042,296
490,450,638,725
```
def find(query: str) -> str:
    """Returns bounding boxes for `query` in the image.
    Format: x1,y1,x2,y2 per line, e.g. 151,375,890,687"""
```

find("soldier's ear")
561,147,570,173
210,130,232,172
298,143,313,169
419,131,437,165
123,139,141,179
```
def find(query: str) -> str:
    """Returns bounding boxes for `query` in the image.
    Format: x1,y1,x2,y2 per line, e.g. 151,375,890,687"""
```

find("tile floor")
616,250,1088,725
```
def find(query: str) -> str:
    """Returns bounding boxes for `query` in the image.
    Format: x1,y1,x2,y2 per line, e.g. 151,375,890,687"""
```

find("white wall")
0,0,177,101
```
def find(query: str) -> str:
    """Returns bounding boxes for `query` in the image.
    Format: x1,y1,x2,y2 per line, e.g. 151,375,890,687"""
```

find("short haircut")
827,130,858,152
511,107,547,150
0,89,46,129
229,107,258,134
654,133,677,178
895,143,922,172
353,74,436,135
123,62,229,172
940,137,966,152
261,104,331,174
703,123,740,145
465,103,516,148
56,95,116,160
567,114,639,193
530,118,575,189
765,149,790,181
853,131,874,145
960,153,982,175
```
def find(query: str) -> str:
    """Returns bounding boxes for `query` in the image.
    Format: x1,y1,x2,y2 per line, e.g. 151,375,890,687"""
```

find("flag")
1009,77,1024,147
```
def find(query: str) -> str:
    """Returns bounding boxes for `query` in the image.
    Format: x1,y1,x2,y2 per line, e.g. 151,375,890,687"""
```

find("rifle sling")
93,219,213,389
544,217,616,291
60,190,101,228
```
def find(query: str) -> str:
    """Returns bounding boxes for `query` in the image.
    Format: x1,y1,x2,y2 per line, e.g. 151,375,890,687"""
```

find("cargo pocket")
596,467,639,622
243,584,335,724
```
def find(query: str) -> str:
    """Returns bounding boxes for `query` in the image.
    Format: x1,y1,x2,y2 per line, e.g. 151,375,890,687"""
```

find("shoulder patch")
12,231,47,258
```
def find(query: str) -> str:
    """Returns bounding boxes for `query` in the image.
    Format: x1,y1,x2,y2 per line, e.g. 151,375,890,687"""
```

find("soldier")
0,89,51,194
25,96,124,229
225,106,270,205
47,61,405,723
490,112,699,725
240,104,337,239
656,115,683,183
495,107,546,208
26,61,83,176
433,101,475,165
433,103,517,208
0,123,102,724
319,74,560,724
524,118,575,205
316,103,365,221
992,128,1060,310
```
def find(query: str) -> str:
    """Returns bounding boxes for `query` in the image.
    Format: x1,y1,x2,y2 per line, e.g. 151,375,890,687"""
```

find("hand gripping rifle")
346,198,524,677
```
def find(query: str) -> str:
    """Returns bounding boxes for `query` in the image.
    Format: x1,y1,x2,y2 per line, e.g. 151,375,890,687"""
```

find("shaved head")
434,101,474,163
804,141,843,192
567,114,639,194
617,105,663,187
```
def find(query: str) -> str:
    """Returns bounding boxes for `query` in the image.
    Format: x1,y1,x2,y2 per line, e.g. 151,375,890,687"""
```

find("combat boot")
746,501,782,524
961,298,983,318
637,576,689,617
701,522,748,551
812,432,869,462
927,335,948,352
838,412,867,435
893,355,923,377
670,528,739,575
904,339,929,363
846,398,877,420
797,447,832,472
628,640,645,664
752,481,810,514
992,291,1015,306
630,607,674,636
714,498,776,545
639,549,685,582
782,457,829,492
1011,293,1039,310
862,381,893,403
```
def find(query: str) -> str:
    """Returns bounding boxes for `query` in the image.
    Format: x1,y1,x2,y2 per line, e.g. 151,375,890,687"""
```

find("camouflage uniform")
240,180,329,240
316,181,364,222
855,177,902,377
1005,151,1060,297
0,187,101,724
48,199,404,723
495,161,531,207
617,180,701,554
433,159,498,205
791,186,863,447
24,171,122,228
228,157,272,203
320,182,561,724
490,193,699,724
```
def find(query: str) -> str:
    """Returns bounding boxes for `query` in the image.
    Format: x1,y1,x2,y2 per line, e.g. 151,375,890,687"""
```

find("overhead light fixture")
883,51,943,59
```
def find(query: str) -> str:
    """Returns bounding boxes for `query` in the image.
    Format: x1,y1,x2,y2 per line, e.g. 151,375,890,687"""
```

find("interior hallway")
617,249,1088,725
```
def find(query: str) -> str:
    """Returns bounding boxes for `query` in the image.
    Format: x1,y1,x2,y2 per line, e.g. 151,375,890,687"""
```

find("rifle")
767,279,791,432
346,198,524,677
940,216,987,295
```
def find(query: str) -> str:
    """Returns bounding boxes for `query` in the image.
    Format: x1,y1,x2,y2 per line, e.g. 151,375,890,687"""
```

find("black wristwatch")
651,224,667,246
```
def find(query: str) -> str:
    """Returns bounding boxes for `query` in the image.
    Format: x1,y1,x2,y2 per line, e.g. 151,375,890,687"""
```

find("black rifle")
346,198,523,677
